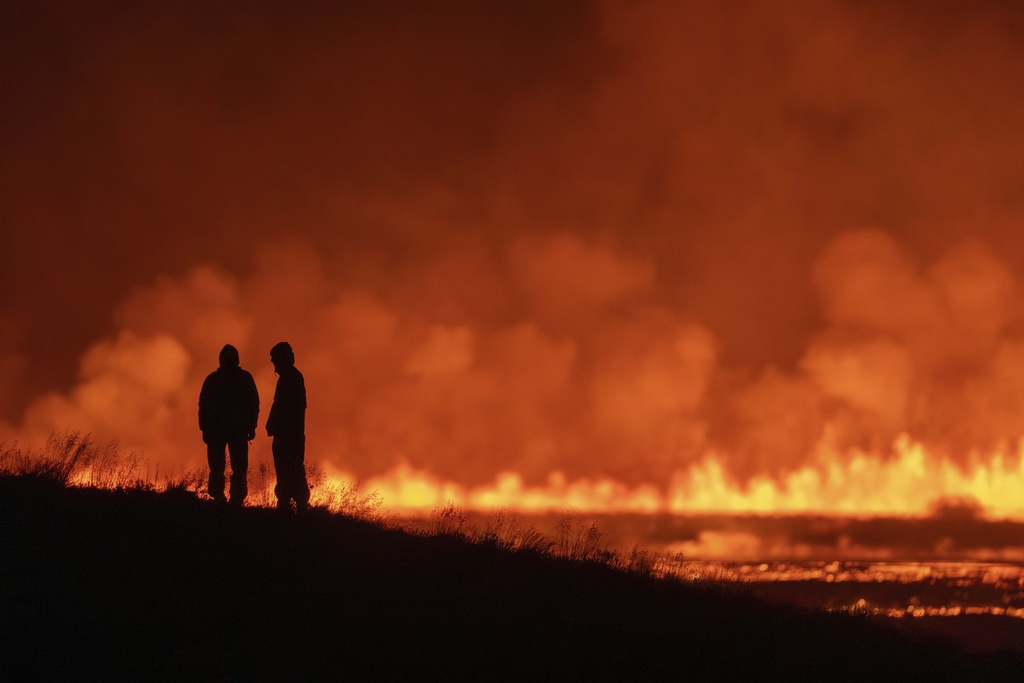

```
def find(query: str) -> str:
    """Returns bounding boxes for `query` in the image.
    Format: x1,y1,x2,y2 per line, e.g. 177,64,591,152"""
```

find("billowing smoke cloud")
713,230,1024,480
1,235,715,485
5,1,1024,499
806,231,1024,458
6,229,1024,494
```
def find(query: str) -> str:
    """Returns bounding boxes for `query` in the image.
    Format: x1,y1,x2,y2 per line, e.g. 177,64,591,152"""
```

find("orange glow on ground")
681,559,1024,619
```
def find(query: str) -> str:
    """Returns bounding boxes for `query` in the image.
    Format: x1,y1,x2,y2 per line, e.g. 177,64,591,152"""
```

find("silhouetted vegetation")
2,436,1023,680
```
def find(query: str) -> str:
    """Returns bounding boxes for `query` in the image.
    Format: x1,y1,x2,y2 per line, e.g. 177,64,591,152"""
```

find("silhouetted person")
199,344,259,506
267,341,310,512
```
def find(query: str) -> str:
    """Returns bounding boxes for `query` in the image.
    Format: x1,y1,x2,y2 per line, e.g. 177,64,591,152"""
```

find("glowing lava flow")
324,434,1024,518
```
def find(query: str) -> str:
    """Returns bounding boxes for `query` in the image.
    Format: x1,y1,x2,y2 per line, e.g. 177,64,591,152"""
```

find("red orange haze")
5,1,1024,521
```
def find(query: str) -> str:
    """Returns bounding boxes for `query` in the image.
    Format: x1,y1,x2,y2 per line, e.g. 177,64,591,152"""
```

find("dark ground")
2,476,1022,682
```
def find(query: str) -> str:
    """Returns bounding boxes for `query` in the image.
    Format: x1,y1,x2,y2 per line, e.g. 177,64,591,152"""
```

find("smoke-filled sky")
5,1,1024,496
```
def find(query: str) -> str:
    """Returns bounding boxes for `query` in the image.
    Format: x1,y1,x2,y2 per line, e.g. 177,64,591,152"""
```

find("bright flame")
324,434,1024,518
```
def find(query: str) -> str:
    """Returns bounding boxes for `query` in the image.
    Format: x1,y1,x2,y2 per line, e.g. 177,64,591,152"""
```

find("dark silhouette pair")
198,342,310,511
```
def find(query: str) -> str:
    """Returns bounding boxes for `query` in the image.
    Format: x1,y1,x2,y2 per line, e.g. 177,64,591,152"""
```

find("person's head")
270,341,295,372
219,344,240,369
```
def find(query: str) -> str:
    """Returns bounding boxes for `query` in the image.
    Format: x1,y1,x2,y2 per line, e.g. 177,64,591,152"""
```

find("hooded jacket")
199,362,259,441
266,364,305,437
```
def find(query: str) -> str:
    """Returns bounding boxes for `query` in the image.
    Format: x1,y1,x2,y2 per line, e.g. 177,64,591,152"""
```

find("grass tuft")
1,430,206,494
1,431,97,484
429,500,473,537
477,506,551,553
550,512,609,561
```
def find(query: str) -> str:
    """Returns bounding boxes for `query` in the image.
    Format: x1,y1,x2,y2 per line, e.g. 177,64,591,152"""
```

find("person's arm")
266,379,279,437
198,375,214,443
246,373,259,440
198,376,211,433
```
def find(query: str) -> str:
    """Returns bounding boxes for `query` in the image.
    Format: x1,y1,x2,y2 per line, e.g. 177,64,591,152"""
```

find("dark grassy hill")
2,476,1021,682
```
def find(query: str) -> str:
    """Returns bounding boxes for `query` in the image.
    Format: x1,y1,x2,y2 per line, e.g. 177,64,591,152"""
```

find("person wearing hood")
198,344,259,506
266,341,309,512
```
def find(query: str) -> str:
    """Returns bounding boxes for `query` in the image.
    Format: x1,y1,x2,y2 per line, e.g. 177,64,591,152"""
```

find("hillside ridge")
2,475,1022,681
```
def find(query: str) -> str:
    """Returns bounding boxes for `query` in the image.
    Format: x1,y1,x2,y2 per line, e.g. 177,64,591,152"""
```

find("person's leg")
272,436,291,510
291,435,309,510
227,438,249,506
273,433,308,511
207,440,227,502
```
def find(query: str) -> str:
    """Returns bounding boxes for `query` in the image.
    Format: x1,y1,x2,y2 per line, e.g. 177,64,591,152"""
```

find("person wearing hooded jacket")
266,341,310,512
199,344,259,506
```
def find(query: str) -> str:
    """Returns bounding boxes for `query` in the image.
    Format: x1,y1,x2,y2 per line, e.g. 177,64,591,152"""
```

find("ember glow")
681,561,1024,621
6,2,1024,536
